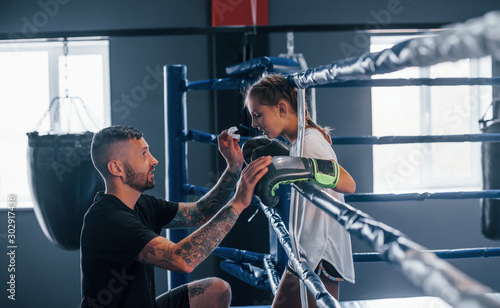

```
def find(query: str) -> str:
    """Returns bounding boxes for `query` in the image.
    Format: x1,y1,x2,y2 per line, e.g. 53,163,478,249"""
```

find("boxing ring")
165,11,500,308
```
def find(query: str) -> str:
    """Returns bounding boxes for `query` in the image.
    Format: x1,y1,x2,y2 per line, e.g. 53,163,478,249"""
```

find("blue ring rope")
184,129,500,146
187,78,246,91
345,190,500,202
316,77,500,88
213,246,500,265
184,184,500,202
353,247,500,263
332,133,500,145
186,77,500,91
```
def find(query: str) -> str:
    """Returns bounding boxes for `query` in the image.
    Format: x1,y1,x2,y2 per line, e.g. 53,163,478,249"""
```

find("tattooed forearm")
139,204,240,271
168,203,205,228
196,169,241,218
166,170,240,228
175,204,239,269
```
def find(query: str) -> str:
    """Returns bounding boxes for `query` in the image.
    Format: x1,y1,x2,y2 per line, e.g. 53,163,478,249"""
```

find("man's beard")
124,162,155,192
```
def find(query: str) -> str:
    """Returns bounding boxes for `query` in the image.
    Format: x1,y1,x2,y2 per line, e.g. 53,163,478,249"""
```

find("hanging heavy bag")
27,131,104,250
26,39,104,250
480,99,500,240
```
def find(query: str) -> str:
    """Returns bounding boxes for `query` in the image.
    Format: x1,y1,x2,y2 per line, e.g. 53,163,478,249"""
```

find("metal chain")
287,31,294,55
63,38,69,98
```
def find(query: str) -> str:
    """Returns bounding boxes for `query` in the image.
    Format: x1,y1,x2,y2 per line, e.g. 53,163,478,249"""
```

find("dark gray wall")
269,0,500,25
1,0,500,307
0,0,209,34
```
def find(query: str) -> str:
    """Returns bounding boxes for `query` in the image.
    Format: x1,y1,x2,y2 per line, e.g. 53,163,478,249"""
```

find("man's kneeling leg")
156,284,189,308
188,277,231,308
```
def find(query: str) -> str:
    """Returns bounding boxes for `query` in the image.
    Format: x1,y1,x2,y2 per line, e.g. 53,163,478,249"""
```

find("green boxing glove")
309,157,340,189
255,156,340,207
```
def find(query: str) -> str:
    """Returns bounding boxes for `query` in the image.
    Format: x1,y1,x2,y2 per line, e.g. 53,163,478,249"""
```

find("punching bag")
27,131,104,250
480,99,500,240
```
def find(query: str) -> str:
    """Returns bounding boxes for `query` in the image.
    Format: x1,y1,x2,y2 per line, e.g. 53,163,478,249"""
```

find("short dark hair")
91,125,143,177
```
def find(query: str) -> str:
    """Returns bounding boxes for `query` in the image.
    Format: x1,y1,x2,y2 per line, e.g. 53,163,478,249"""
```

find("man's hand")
231,156,272,213
218,129,244,173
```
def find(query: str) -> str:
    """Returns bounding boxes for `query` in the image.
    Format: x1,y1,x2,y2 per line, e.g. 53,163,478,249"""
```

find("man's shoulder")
138,194,178,208
136,194,160,210
138,193,158,204
87,193,123,213
83,193,131,228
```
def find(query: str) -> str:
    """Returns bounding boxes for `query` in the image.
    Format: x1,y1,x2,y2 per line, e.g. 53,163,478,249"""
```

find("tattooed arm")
139,204,240,272
164,129,244,229
165,169,240,229
138,156,272,273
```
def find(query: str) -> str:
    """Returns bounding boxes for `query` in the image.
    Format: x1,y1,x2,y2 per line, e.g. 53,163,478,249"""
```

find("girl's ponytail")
246,74,333,145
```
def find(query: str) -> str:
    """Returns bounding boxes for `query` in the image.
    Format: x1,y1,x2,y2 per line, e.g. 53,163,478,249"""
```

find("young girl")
245,74,356,307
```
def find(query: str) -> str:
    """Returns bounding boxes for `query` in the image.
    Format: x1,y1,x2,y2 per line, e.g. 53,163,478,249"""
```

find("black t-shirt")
80,192,178,308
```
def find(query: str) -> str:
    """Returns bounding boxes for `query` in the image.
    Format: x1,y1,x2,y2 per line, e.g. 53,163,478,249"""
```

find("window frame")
0,39,110,209
370,35,491,193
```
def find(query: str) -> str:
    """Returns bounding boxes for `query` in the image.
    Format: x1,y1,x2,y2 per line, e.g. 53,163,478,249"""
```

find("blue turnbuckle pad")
225,56,301,78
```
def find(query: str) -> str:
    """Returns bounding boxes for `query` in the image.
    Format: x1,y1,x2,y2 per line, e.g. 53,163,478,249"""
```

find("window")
0,40,110,208
371,35,492,193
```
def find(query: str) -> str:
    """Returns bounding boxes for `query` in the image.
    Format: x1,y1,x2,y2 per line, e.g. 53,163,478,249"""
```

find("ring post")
164,64,189,288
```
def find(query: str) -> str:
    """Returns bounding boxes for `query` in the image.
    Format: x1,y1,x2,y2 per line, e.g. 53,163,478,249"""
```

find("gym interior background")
1,1,500,307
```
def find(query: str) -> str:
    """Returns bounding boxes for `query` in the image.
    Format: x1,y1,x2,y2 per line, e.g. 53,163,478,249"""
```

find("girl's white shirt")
289,128,355,284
